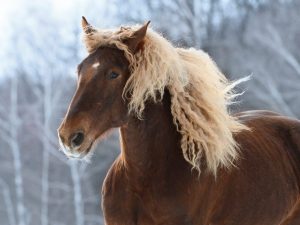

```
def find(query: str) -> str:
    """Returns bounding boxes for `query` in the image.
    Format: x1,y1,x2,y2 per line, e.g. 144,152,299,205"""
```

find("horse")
58,17,300,225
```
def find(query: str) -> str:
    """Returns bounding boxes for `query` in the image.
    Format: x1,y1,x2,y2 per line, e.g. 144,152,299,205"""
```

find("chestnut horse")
58,17,300,225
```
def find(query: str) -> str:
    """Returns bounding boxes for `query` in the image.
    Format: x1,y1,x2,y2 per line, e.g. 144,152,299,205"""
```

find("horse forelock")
83,24,249,175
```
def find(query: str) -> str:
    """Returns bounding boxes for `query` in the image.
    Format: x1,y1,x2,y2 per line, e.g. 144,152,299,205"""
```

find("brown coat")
58,19,300,225
102,95,300,225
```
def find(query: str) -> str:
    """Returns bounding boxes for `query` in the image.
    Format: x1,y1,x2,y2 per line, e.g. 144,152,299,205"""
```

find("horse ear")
81,16,96,34
124,21,150,54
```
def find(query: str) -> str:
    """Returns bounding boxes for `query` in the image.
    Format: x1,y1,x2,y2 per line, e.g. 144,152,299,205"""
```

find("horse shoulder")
102,156,138,224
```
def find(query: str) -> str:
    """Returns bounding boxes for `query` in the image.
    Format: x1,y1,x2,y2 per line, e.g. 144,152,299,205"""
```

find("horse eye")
109,71,119,79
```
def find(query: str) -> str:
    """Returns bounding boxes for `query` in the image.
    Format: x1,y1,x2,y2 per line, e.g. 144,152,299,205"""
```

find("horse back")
215,110,300,224
236,110,300,185
205,110,300,225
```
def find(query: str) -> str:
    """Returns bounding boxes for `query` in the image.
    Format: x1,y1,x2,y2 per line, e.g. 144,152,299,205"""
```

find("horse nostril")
70,132,84,148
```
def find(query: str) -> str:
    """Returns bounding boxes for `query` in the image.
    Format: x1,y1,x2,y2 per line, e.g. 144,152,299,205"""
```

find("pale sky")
0,0,109,78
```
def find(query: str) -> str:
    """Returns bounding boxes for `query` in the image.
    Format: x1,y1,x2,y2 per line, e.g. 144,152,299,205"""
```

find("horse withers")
58,17,300,225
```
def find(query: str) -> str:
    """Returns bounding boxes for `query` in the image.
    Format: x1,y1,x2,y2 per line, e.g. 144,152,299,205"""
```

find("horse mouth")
59,138,94,160
72,141,95,160
59,128,114,161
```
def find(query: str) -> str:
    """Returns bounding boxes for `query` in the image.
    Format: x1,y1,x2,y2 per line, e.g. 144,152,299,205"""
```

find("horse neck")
119,92,182,180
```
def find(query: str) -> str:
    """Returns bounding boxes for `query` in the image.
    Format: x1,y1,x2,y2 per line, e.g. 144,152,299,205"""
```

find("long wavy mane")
83,24,248,175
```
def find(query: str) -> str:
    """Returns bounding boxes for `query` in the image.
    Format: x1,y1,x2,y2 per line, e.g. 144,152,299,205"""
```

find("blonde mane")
83,24,248,175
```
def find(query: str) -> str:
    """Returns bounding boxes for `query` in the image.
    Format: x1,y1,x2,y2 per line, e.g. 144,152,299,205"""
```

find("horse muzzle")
57,123,93,159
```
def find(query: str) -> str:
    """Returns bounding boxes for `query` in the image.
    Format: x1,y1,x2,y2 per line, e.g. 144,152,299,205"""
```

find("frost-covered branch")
0,179,16,225
70,161,85,225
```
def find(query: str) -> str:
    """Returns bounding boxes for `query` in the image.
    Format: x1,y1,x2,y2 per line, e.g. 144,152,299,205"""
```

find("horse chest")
103,193,192,225
102,168,193,225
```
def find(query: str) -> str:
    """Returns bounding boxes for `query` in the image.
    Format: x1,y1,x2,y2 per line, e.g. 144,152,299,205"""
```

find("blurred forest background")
0,0,299,224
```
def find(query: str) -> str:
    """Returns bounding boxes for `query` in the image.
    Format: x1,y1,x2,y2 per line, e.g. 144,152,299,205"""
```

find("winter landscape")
0,0,299,225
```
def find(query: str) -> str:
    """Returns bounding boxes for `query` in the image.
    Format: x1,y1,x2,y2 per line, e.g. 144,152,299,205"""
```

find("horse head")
57,17,149,159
